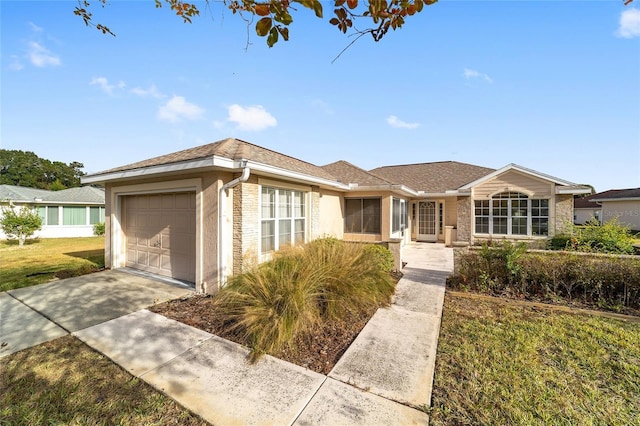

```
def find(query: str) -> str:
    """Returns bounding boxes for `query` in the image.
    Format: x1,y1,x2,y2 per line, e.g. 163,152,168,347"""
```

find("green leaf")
275,11,293,25
267,26,279,47
277,26,290,41
256,17,272,37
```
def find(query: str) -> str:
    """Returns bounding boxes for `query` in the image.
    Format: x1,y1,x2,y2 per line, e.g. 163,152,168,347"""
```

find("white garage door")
123,192,196,282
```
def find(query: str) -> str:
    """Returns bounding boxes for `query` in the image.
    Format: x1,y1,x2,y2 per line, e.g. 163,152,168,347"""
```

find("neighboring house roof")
321,161,394,186
94,138,337,183
574,195,600,209
590,188,640,202
0,184,104,205
370,161,495,193
0,185,52,202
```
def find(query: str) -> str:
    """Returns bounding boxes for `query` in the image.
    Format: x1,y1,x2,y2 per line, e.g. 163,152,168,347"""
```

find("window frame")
392,198,408,234
474,192,549,237
260,186,306,255
345,197,382,234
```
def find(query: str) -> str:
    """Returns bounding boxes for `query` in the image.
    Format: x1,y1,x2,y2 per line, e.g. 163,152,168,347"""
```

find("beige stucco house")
82,138,590,293
590,188,640,231
573,194,601,225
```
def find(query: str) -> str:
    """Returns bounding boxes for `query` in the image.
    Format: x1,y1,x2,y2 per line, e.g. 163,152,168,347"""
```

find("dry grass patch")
0,237,104,291
430,293,640,425
0,336,208,425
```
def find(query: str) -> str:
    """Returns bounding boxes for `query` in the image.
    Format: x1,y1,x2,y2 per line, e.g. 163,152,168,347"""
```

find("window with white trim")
261,186,305,254
392,198,408,233
474,192,549,236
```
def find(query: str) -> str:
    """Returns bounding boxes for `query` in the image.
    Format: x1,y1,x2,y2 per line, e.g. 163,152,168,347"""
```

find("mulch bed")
149,295,378,375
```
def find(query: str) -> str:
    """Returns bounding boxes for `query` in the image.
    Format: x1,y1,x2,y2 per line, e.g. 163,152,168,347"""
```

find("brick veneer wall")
554,193,574,236
233,175,260,275
457,196,471,243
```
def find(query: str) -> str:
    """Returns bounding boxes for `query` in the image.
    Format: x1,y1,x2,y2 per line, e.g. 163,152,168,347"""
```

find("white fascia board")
347,184,418,197
459,163,576,190
556,187,592,195
591,197,640,202
245,161,350,190
418,191,466,198
81,157,219,185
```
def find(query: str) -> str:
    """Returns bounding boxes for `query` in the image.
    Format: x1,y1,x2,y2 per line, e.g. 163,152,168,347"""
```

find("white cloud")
387,115,420,129
226,104,277,131
617,8,640,38
28,22,43,33
463,68,493,83
9,55,24,71
131,84,165,99
27,41,61,67
90,77,126,95
310,99,334,115
158,96,204,122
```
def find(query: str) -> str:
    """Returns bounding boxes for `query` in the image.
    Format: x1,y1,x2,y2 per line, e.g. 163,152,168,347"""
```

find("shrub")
449,248,640,311
93,222,105,236
0,205,42,246
214,238,396,357
547,218,634,254
362,243,395,272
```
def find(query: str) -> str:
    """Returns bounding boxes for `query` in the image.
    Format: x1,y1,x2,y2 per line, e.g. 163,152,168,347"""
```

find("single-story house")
81,138,590,293
574,194,601,225
0,184,105,239
590,188,640,231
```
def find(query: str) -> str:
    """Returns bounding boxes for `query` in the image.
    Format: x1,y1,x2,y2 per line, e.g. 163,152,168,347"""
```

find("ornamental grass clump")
214,238,396,357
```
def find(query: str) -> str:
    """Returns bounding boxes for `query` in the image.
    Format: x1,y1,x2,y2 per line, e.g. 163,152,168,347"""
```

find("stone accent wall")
456,196,472,243
310,186,320,240
553,194,574,236
233,175,260,275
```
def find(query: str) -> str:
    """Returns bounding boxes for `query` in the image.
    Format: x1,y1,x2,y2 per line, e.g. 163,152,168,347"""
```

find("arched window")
474,192,548,236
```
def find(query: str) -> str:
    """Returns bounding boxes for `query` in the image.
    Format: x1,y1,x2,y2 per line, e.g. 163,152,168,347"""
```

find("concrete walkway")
2,243,452,425
73,242,453,425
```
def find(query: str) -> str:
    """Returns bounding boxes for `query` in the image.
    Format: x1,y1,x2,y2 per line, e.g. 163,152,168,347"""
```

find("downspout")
218,162,250,288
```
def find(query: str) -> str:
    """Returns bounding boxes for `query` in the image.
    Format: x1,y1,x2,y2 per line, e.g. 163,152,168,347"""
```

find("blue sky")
1,1,639,192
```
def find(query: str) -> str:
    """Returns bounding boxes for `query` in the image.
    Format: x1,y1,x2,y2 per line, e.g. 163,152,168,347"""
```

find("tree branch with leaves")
74,0,437,48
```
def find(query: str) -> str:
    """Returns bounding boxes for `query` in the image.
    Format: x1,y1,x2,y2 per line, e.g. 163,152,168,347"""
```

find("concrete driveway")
0,269,192,358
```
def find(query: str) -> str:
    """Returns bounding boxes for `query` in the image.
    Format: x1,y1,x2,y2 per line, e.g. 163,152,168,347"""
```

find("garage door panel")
124,192,196,282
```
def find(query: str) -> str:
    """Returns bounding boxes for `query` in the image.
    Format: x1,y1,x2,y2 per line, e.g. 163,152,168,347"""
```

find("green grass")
0,336,208,425
430,293,640,425
0,237,105,292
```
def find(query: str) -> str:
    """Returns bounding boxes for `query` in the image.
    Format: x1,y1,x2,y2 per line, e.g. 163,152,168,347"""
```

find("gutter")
218,162,250,287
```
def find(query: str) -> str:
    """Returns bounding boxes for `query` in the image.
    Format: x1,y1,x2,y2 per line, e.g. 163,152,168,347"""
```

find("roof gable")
370,161,495,193
459,163,578,190
321,161,393,186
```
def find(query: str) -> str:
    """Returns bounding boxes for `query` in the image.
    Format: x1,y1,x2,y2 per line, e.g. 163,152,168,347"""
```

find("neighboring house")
0,185,105,239
574,194,601,225
81,138,590,293
590,188,640,231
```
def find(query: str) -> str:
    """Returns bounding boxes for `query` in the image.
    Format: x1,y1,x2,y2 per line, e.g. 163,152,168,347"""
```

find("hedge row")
448,244,640,312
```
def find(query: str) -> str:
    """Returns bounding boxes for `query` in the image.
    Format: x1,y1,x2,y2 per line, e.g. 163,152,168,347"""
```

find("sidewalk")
74,242,453,425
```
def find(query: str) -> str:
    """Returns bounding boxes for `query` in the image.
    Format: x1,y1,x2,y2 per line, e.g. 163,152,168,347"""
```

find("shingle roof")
574,194,600,209
0,185,52,202
591,188,640,201
0,184,104,204
370,161,495,193
321,161,393,186
95,138,337,182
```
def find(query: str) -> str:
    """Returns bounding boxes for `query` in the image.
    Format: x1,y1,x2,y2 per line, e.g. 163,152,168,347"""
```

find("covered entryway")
123,192,196,282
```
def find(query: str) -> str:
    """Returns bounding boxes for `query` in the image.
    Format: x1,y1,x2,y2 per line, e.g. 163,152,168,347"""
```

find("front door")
418,201,437,242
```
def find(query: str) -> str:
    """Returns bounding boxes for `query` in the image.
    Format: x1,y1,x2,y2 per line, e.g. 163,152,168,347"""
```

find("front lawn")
430,293,640,425
0,237,105,292
0,336,207,425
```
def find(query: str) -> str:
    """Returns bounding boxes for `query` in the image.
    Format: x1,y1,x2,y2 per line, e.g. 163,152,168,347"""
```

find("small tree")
0,205,43,246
